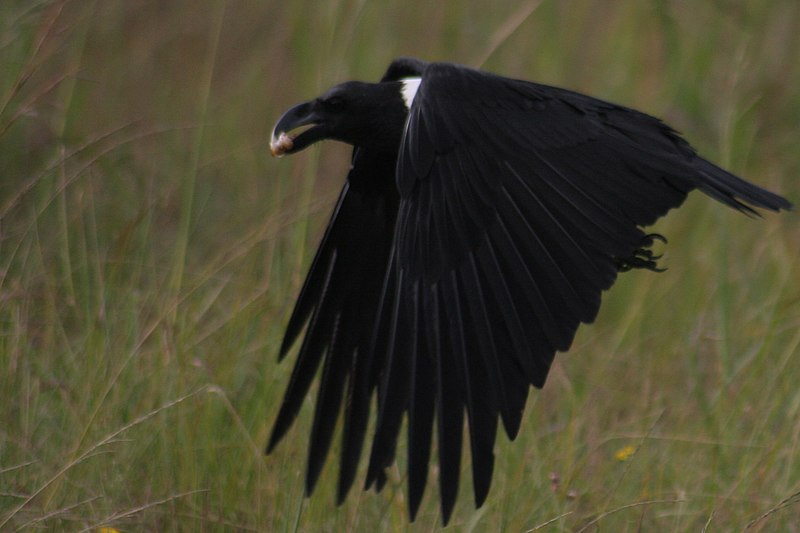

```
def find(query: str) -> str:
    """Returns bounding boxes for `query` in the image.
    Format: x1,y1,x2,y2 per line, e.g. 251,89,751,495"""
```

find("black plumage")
267,57,791,524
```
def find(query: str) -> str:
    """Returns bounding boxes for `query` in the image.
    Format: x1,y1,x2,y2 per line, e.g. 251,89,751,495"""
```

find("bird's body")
268,57,791,524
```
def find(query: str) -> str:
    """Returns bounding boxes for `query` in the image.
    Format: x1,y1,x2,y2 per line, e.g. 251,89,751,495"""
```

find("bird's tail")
695,158,793,215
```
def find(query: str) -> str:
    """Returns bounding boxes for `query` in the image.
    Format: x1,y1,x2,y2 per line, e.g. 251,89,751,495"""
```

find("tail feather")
695,158,793,215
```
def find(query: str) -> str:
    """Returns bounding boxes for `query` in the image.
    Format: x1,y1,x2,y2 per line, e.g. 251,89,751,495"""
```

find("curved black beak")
270,101,327,157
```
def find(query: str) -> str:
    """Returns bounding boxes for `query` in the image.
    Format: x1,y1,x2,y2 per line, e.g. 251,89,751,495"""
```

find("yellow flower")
98,528,121,533
614,444,636,462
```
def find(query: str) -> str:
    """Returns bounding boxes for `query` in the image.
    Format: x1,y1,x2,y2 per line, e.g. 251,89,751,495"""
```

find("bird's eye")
323,96,346,111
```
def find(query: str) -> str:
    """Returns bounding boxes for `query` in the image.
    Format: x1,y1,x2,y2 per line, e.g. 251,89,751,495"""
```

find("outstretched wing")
267,58,427,503
365,62,791,522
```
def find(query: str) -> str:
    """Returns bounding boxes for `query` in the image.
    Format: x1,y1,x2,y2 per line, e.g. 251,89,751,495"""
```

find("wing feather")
445,270,497,507
462,253,529,438
430,280,464,524
365,260,410,490
268,250,338,451
406,276,435,520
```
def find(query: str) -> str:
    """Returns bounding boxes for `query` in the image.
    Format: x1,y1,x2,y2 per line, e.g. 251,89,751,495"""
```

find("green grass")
1,0,799,530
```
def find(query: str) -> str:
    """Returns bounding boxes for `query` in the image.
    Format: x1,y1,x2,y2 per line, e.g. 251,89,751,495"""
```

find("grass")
0,0,798,530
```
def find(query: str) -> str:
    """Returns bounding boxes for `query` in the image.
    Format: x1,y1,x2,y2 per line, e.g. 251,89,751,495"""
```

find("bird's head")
270,80,414,157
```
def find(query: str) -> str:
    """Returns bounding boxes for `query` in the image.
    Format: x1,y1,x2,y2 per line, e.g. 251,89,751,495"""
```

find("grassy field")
1,0,798,530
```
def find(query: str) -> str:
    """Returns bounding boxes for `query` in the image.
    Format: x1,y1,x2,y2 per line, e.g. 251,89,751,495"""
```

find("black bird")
267,57,791,524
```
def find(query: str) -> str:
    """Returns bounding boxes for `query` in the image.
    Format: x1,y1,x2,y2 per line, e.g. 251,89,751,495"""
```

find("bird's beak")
270,101,326,157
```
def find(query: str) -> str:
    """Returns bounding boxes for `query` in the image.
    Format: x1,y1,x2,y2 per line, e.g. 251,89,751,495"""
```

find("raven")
267,57,791,524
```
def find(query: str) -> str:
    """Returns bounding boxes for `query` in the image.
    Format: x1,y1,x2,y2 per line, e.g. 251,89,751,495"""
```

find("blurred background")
1,0,798,530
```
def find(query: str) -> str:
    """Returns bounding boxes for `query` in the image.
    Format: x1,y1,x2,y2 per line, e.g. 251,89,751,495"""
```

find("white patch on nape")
401,77,422,109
